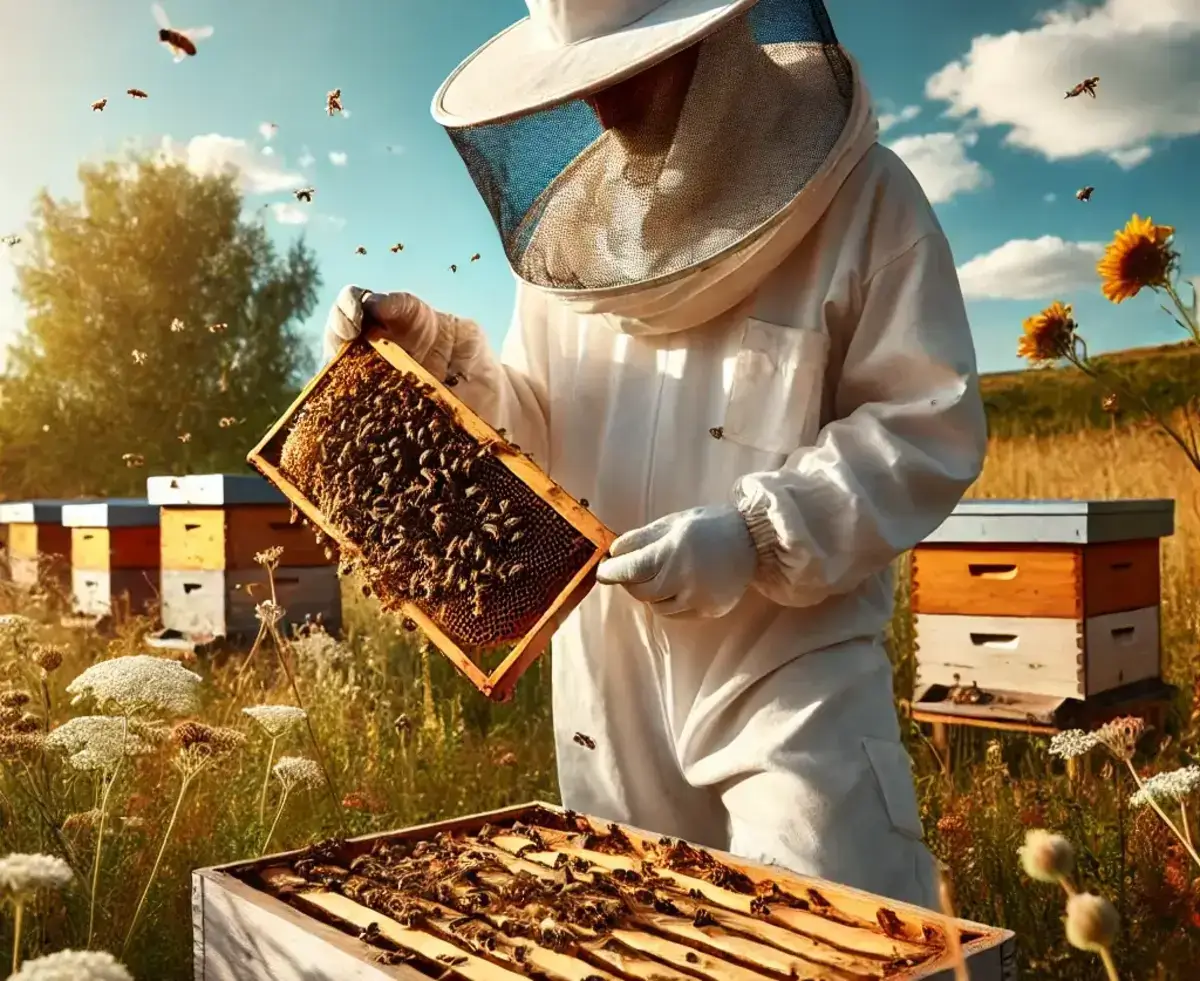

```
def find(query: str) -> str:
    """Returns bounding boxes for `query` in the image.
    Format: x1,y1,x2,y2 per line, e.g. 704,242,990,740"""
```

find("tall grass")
0,421,1197,979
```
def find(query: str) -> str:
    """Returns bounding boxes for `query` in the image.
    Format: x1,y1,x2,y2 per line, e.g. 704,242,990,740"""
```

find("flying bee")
1076,185,1094,202
355,246,367,255
131,349,147,365
470,253,481,262
449,264,458,273
1064,76,1099,99
178,432,191,443
444,372,459,387
126,88,149,99
218,416,243,428
573,732,596,751
169,317,186,332
390,242,404,253
1,235,20,247
207,322,227,333
294,187,315,203
91,98,107,112
121,452,145,468
327,88,344,116
152,3,212,61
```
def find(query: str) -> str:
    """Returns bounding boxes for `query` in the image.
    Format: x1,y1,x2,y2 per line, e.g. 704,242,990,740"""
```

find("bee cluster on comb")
260,341,604,666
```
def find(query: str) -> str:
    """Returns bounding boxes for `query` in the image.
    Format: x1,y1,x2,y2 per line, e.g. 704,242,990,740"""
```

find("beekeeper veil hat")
433,0,855,295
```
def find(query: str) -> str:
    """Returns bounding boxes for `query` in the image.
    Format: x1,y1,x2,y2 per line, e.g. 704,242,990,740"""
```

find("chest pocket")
721,318,830,455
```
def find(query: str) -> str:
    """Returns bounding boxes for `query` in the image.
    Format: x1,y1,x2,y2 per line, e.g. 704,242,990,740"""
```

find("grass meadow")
1,419,1198,980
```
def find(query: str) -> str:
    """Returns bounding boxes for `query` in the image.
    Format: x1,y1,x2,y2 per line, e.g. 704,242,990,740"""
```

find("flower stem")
12,899,24,973
87,717,127,948
122,773,193,956
259,787,291,857
1099,946,1121,981
259,737,278,824
1181,800,1196,854
1125,760,1200,868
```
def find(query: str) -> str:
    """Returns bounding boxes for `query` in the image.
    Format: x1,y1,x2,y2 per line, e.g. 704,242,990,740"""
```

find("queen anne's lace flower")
1048,730,1100,760
44,716,155,772
10,949,132,981
243,704,307,737
255,600,286,627
66,655,202,716
0,853,73,898
0,615,37,656
1130,765,1200,808
273,755,324,792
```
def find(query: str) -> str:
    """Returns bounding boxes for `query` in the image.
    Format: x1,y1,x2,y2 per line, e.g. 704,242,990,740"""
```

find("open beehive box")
248,330,615,701
194,803,1016,981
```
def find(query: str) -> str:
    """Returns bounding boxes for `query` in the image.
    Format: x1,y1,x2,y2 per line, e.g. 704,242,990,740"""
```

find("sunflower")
1017,301,1077,364
1096,214,1177,303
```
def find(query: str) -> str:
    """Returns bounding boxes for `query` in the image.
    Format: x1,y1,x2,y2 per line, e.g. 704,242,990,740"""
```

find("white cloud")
298,147,315,168
342,109,352,119
956,235,1105,300
258,122,278,142
1108,145,1152,169
1044,192,1057,202
328,151,348,166
270,203,310,226
157,134,304,195
925,0,1200,166
879,104,921,133
887,131,990,203
261,146,275,157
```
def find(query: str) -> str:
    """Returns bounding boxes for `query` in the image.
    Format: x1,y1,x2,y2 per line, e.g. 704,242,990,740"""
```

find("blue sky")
1,0,1198,375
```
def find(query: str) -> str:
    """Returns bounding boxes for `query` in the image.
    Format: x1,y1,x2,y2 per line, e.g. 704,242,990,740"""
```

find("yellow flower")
1097,214,1176,303
1017,301,1077,364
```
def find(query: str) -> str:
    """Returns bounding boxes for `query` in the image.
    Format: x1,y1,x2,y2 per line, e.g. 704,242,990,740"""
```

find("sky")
1,0,1198,376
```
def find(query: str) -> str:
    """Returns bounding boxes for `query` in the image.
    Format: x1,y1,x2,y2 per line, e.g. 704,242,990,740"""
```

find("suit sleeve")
733,231,988,608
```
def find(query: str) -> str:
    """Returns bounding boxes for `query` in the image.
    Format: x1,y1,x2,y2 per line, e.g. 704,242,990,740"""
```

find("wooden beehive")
194,802,1017,981
0,500,75,590
912,498,1174,718
247,330,616,703
61,499,160,620
145,473,341,649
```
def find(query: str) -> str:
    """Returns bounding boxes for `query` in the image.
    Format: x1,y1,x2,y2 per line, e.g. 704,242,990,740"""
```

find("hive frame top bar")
0,499,83,524
924,496,1175,545
146,473,285,507
61,498,160,527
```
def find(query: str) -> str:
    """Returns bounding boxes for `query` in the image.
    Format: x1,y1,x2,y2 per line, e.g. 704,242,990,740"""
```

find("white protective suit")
326,19,987,910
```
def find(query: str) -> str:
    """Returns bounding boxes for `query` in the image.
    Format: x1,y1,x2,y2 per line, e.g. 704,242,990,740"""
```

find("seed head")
0,689,31,708
243,704,308,738
1017,829,1075,883
10,949,133,981
1064,892,1119,953
66,655,202,717
254,546,285,569
0,852,73,900
0,732,45,762
1094,716,1147,762
30,644,65,673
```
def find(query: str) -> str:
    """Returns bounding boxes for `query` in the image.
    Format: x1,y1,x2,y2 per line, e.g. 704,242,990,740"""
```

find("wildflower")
1018,829,1075,884
342,790,386,813
9,713,40,734
44,716,155,772
1100,393,1119,415
1017,301,1077,364
273,755,324,792
292,631,350,675
30,644,64,673
1048,729,1100,760
255,600,285,627
1097,214,1177,303
1130,765,1200,808
63,811,101,833
0,732,44,762
0,690,31,708
65,654,202,717
0,853,72,898
172,721,246,759
243,704,307,738
1064,892,1120,952
0,707,24,727
0,615,37,656
254,546,284,569
1094,716,1147,762
10,949,132,981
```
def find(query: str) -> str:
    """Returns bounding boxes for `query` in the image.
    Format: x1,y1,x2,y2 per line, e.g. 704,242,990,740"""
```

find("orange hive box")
248,329,615,702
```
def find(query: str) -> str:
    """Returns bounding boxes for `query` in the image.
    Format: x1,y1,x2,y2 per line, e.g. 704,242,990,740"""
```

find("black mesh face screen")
444,0,853,293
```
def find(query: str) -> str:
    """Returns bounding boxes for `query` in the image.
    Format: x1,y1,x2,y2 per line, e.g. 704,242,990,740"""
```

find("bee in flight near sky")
153,3,213,61
1,235,19,247
1076,186,1094,202
91,99,107,112
327,89,344,116
390,242,404,253
1064,76,1099,99
449,264,458,273
355,246,367,255
294,187,315,203
470,253,481,262
127,89,149,99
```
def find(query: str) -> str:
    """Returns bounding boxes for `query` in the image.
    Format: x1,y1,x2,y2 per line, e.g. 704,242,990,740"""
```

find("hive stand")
0,500,77,593
145,474,341,655
910,499,1177,776
61,499,161,628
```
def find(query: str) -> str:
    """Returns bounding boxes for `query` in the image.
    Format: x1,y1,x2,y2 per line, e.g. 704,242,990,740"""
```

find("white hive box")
913,498,1174,720
62,499,160,619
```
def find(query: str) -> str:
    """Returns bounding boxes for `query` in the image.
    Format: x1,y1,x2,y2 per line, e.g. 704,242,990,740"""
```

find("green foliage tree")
0,153,319,499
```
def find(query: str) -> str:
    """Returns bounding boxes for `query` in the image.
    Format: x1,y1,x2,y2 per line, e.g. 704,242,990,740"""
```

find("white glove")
322,284,440,362
595,504,758,618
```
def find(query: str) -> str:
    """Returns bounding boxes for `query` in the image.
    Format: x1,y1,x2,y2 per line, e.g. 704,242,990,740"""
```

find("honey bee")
91,98,107,112
294,187,315,203
327,88,344,116
131,349,147,365
1064,76,1099,99
207,322,227,333
1,235,20,247
1101,393,1120,414
579,499,590,508
449,264,458,273
390,243,404,253
708,426,724,440
1076,185,1094,202
355,246,367,255
121,452,145,468
153,3,212,61
470,253,481,262
178,432,191,443
218,417,244,428
573,732,596,750
169,318,186,332
444,372,459,387
126,88,149,99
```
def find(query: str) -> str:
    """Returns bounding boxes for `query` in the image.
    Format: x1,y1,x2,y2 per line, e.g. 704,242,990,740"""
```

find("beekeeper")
324,0,987,907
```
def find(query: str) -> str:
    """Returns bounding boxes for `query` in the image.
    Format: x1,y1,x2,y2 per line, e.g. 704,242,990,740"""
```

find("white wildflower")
0,853,73,898
255,600,285,627
1017,829,1075,883
1130,765,1200,808
66,654,202,716
291,630,350,677
1064,892,1119,953
273,755,324,792
11,949,132,981
1048,729,1100,760
44,716,155,772
243,704,307,737
0,615,37,655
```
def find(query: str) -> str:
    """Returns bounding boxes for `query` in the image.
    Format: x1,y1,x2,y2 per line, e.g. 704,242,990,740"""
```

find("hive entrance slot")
183,582,202,594
275,576,300,586
1110,561,1133,571
184,523,201,532
969,632,1019,650
1111,626,1136,642
967,563,1017,580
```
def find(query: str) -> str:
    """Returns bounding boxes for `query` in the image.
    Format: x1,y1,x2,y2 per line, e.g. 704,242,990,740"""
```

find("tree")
0,153,320,499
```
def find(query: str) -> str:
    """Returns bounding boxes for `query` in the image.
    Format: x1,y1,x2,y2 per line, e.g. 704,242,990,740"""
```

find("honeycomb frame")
248,327,616,702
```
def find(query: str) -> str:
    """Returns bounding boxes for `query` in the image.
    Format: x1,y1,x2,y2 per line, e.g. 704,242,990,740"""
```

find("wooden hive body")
248,331,617,702
194,802,1017,981
147,474,341,645
62,499,161,618
913,498,1173,711
0,500,75,589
